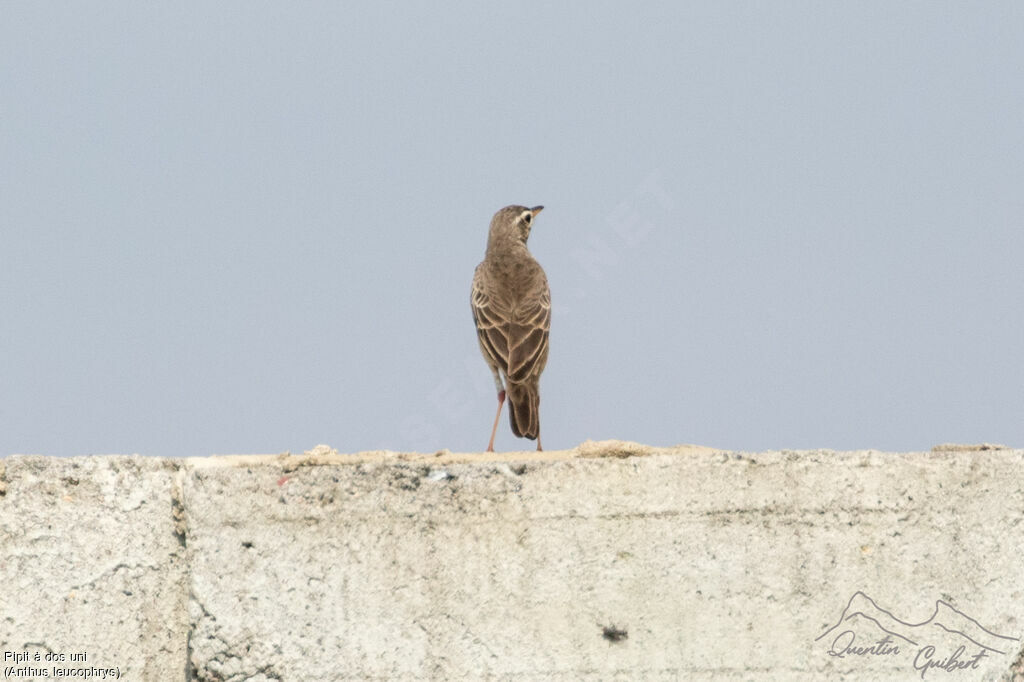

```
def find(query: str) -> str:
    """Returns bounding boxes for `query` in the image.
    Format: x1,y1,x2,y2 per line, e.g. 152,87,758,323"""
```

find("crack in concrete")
174,464,199,682
172,468,188,549
1006,643,1024,682
68,561,161,592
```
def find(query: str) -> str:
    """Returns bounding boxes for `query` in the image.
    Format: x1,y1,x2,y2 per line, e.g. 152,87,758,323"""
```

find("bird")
471,204,551,452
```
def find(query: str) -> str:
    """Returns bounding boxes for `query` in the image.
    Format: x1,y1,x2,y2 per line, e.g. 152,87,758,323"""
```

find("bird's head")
488,204,544,249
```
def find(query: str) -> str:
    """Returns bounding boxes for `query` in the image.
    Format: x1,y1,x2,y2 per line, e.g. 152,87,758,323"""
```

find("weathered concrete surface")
2,442,1024,681
0,455,188,679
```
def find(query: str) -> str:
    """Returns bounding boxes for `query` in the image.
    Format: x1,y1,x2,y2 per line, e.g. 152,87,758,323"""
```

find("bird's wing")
471,265,511,375
507,276,551,384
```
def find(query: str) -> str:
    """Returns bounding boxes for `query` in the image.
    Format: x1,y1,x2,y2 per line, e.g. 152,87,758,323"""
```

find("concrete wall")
2,441,1023,681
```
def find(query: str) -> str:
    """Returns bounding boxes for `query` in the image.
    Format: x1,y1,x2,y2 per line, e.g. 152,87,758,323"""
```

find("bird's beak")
530,205,544,216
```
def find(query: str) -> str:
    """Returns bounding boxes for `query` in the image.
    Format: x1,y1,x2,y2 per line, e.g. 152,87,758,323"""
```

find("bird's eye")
523,213,532,225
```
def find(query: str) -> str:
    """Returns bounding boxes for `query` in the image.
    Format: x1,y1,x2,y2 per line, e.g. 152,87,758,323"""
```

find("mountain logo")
816,591,1019,678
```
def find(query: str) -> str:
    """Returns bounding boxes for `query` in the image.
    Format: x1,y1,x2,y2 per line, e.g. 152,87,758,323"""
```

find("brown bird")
471,205,551,452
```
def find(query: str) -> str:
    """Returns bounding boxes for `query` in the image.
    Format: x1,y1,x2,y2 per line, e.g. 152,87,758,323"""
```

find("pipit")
471,205,551,452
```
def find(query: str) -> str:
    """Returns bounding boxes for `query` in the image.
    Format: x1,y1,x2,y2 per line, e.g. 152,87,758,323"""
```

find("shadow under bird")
471,205,551,452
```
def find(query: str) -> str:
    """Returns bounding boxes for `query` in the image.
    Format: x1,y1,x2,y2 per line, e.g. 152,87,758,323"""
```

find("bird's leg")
536,434,542,452
486,390,505,452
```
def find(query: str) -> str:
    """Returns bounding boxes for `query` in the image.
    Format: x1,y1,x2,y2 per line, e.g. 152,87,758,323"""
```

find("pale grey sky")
3,3,1022,456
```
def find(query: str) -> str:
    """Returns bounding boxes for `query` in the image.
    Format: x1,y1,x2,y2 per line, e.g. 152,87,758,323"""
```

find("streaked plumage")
471,205,551,451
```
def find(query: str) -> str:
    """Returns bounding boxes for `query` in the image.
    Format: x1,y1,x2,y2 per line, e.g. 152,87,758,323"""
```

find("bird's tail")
506,381,540,440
